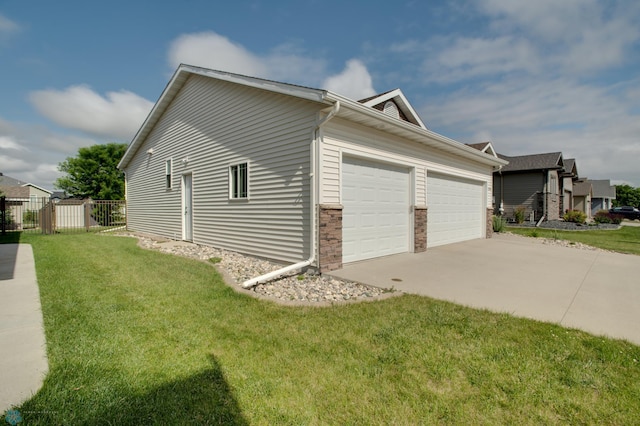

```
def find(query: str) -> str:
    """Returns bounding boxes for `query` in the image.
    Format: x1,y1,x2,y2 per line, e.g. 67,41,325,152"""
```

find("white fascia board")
326,92,508,168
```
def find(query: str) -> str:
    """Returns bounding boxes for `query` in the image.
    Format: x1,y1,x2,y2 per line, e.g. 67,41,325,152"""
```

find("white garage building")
119,65,507,278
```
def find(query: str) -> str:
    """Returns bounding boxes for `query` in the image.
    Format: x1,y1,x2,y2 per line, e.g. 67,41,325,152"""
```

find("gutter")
242,101,341,288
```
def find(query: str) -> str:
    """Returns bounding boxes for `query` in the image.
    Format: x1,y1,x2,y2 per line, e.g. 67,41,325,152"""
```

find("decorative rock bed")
123,233,394,305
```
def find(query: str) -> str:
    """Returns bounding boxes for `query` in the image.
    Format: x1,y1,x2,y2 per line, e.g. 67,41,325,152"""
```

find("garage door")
427,173,484,247
342,157,410,263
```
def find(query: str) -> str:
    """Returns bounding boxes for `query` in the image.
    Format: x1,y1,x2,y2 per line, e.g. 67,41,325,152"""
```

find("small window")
230,162,248,199
165,159,172,189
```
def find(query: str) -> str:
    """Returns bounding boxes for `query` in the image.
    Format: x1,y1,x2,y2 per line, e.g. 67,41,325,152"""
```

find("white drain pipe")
242,101,340,288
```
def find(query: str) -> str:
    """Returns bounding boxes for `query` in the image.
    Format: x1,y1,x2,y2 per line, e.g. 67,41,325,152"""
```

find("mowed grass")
3,233,640,424
508,224,640,255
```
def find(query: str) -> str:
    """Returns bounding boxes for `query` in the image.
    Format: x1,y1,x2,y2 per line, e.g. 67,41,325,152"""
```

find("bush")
492,215,507,233
563,210,587,224
514,206,526,224
594,210,623,225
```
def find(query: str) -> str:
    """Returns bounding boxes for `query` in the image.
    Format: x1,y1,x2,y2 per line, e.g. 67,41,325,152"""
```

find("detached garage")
119,65,507,283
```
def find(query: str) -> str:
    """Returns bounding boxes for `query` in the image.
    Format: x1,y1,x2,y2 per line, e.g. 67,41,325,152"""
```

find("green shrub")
492,215,507,232
514,206,526,224
594,210,611,224
563,209,587,224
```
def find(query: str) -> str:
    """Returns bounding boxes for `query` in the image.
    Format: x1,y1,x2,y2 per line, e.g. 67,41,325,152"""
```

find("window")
165,159,172,189
550,175,557,195
230,162,248,199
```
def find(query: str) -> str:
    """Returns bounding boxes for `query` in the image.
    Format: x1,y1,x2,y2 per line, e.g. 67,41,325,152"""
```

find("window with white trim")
230,162,248,199
165,159,172,189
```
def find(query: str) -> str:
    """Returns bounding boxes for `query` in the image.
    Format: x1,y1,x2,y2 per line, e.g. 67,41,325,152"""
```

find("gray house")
493,152,564,221
588,179,616,215
118,64,506,279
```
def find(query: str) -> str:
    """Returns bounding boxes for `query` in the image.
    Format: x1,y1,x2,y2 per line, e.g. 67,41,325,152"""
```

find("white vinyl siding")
320,118,492,208
123,75,318,263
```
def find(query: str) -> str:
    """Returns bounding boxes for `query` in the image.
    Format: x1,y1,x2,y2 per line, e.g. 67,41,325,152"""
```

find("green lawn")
507,224,640,255
2,233,640,424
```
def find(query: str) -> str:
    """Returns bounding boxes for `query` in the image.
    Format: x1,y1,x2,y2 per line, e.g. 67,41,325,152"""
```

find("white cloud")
29,85,154,140
167,31,375,96
0,13,19,34
421,76,640,185
0,135,23,150
0,116,99,190
167,31,327,85
322,59,376,99
168,32,267,77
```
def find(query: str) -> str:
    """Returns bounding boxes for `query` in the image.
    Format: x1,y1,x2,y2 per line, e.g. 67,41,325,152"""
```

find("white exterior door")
342,156,410,263
182,174,193,241
427,172,484,247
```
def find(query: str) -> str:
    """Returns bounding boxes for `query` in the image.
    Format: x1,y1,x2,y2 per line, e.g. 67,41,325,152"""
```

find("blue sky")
1,0,639,190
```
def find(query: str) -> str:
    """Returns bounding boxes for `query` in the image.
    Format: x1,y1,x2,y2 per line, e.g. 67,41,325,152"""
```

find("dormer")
358,89,427,130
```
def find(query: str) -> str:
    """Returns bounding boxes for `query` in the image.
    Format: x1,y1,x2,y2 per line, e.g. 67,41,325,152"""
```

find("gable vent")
383,101,399,119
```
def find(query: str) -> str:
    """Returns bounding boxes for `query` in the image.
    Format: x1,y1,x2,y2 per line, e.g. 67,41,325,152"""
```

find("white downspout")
242,101,341,288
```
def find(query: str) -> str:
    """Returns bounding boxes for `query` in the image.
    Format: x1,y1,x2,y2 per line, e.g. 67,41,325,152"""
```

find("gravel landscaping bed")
121,233,395,305
507,220,620,231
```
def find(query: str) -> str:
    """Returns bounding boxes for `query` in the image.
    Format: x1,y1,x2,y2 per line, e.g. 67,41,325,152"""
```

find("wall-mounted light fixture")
146,148,154,155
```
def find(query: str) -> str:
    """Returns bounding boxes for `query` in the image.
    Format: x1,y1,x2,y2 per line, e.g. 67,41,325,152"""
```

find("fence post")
84,201,91,232
1,196,5,235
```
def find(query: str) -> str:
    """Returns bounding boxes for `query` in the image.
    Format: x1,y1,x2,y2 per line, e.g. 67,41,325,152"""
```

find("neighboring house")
118,64,507,275
560,158,578,214
573,179,593,219
493,152,564,222
0,172,53,229
588,179,616,215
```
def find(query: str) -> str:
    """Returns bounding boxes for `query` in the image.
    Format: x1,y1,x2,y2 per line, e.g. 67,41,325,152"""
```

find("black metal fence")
0,196,126,235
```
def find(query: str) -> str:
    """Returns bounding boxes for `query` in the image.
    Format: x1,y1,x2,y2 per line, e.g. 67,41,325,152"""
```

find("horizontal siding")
124,75,319,263
494,172,543,219
320,118,492,207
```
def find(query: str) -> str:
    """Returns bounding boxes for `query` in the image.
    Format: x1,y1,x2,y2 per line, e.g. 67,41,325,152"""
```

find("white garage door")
427,173,484,247
342,157,410,263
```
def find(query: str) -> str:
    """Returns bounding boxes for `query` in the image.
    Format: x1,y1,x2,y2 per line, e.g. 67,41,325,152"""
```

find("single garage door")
427,172,484,247
342,157,410,263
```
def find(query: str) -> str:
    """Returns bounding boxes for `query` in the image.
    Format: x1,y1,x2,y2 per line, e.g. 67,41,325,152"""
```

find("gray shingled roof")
498,152,563,172
0,174,27,187
0,185,29,199
573,180,593,197
563,158,577,176
589,180,616,198
467,142,491,151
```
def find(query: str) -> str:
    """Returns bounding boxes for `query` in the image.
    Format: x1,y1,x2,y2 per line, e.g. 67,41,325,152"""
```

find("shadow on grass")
0,231,21,244
20,355,248,425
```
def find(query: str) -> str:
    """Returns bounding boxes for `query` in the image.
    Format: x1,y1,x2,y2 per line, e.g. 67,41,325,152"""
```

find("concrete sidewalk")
0,244,48,414
331,233,640,345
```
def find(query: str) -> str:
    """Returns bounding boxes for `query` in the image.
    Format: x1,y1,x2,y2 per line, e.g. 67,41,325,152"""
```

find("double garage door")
342,157,484,263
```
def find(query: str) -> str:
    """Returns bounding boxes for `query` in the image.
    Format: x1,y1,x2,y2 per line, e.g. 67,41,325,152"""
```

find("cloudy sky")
1,0,638,190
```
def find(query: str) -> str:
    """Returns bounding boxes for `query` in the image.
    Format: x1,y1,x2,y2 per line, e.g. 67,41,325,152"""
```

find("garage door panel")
427,173,484,248
342,157,410,263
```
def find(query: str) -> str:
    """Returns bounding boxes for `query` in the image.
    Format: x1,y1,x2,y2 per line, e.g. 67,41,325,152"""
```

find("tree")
614,184,640,208
55,143,127,200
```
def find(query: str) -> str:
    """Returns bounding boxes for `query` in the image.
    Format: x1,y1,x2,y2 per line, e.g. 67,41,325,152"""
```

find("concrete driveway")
330,233,640,345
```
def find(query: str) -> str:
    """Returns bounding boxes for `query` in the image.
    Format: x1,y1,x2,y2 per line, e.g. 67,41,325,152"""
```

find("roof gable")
498,152,563,172
119,64,507,170
573,180,593,197
358,89,427,130
466,142,498,158
589,179,616,198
